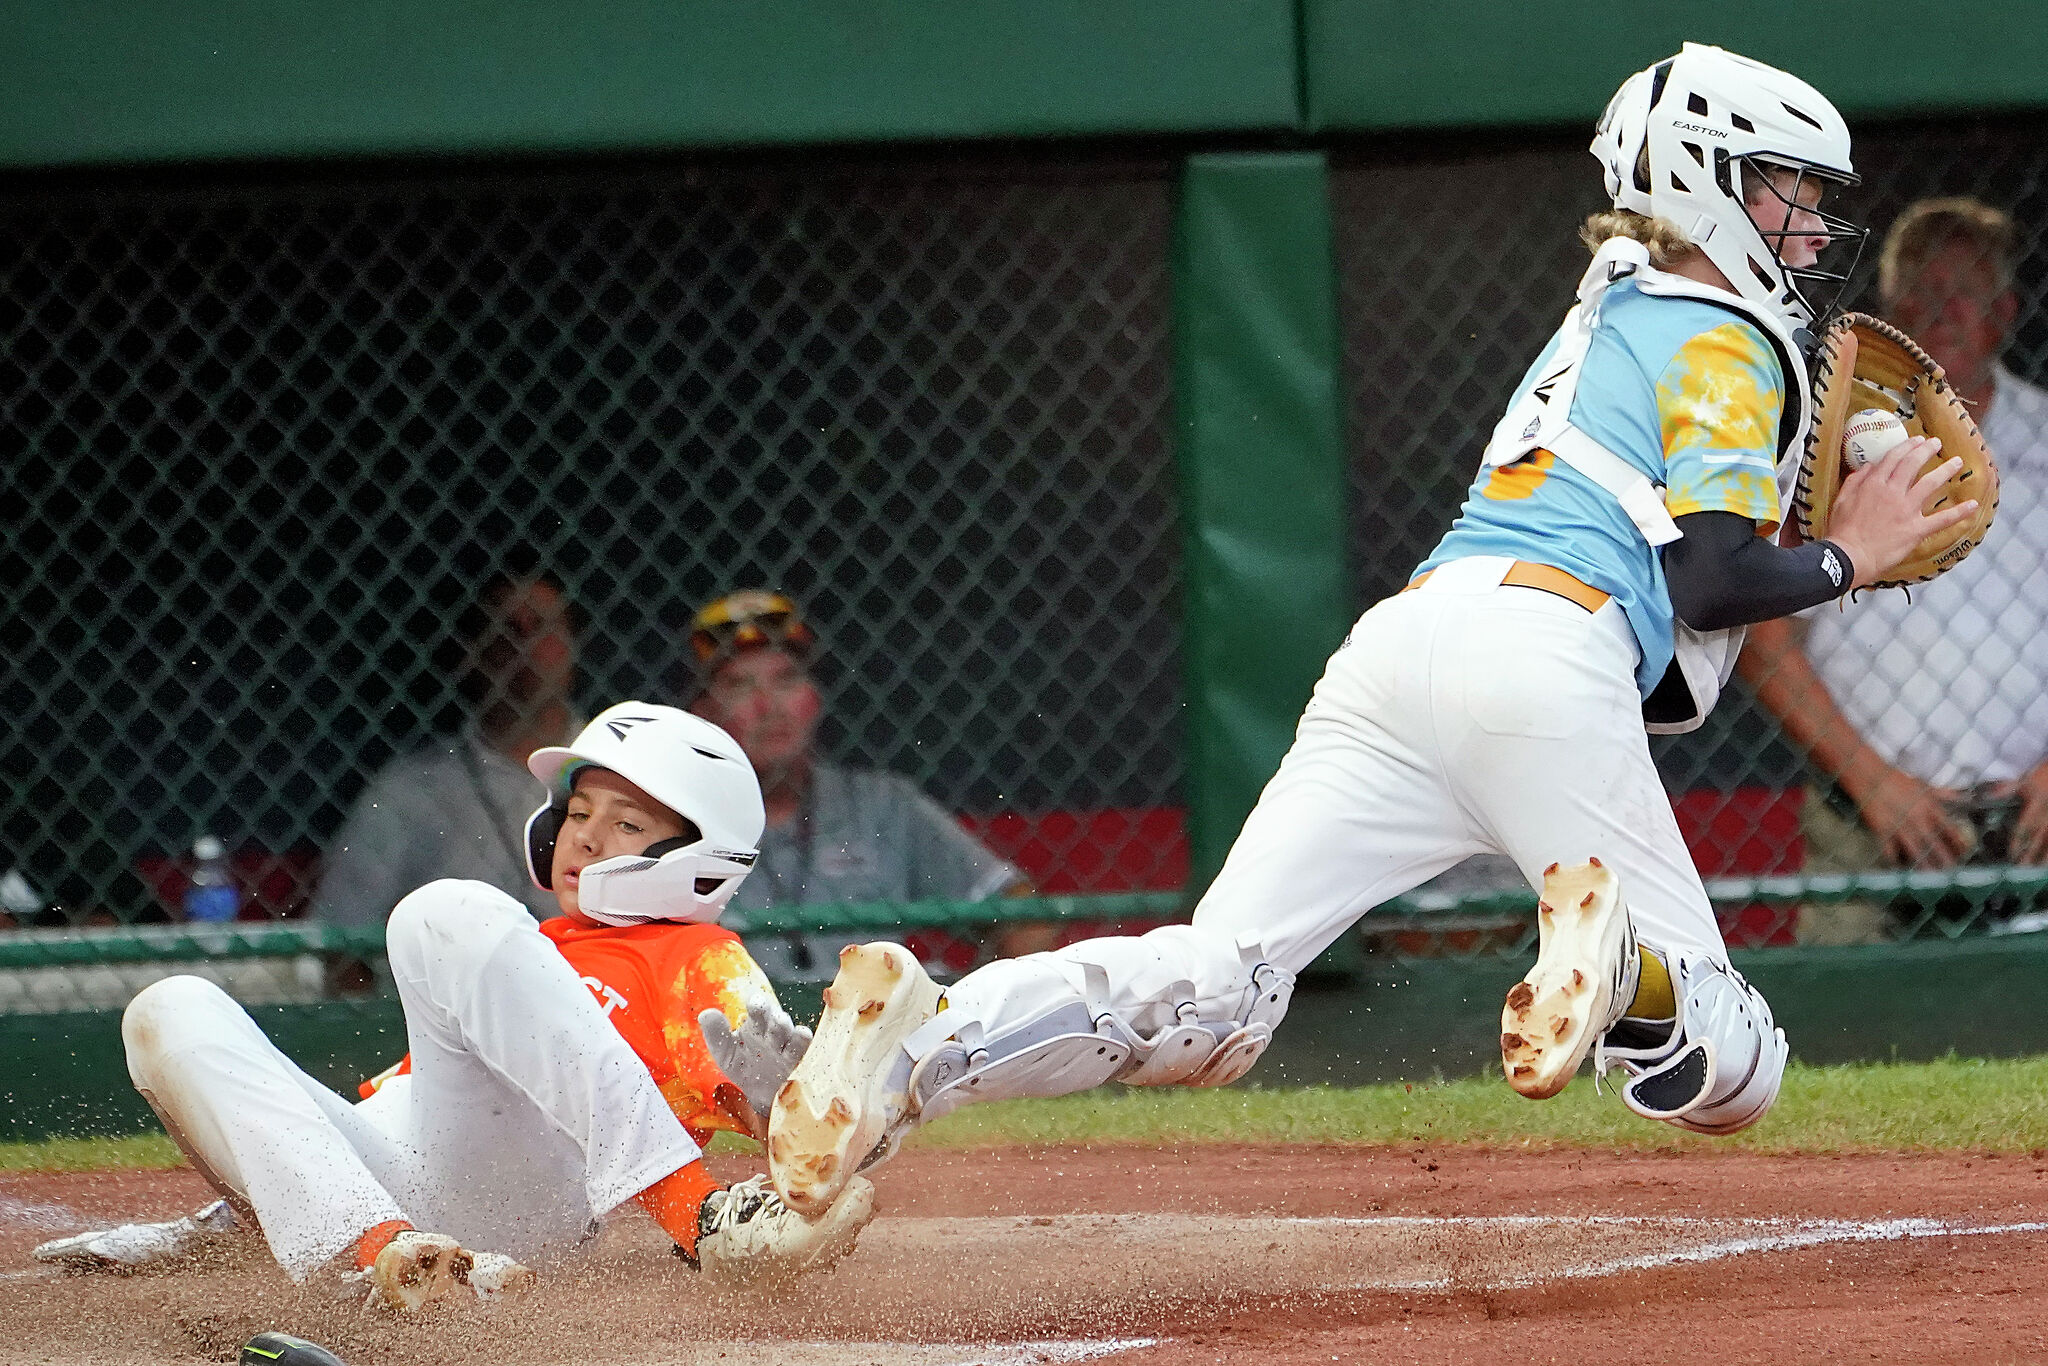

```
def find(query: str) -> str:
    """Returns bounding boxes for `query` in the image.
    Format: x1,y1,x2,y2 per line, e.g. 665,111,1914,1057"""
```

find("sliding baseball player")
39,703,861,1304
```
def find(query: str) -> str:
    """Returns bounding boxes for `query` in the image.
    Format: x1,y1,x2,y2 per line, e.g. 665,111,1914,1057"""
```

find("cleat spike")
769,942,945,1216
1503,855,1634,1102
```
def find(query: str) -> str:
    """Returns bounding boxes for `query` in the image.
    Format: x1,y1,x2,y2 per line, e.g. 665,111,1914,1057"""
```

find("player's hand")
701,1002,812,1131
1987,761,2048,865
1825,438,1979,590
1849,765,1971,869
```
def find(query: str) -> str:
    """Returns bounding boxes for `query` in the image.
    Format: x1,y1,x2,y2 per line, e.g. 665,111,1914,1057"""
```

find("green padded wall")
1305,1,2048,132
1172,152,1351,886
0,0,1299,168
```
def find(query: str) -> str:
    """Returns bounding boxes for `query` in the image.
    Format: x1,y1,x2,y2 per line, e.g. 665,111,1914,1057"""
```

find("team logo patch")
1820,546,1845,588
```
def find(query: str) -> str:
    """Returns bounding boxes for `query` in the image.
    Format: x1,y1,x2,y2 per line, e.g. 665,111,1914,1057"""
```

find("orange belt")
1405,561,1611,613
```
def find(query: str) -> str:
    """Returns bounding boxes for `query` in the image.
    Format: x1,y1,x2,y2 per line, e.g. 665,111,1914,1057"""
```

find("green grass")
5,1056,2045,1171
908,1054,2048,1154
0,1132,183,1172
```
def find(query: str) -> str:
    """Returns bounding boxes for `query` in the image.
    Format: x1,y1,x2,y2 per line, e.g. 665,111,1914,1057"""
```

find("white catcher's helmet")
1592,42,1867,326
525,702,765,926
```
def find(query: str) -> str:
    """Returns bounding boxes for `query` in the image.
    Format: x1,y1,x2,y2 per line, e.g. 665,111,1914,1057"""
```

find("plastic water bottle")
183,835,241,922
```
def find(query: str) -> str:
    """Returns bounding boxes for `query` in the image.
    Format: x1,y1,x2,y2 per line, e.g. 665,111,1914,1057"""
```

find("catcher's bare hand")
1825,438,1979,590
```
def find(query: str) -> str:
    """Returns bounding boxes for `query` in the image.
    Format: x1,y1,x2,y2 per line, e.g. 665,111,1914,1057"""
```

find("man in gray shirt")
314,574,579,928
683,590,1025,979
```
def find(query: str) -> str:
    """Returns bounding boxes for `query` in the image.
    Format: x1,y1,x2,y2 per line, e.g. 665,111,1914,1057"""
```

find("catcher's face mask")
1733,156,1868,326
1599,43,1864,328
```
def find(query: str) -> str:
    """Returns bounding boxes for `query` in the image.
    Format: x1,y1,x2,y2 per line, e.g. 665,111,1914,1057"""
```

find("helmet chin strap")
574,844,758,926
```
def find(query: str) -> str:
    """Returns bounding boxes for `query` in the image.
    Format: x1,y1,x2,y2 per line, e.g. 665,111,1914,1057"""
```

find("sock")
352,1219,413,1272
636,1160,724,1257
1625,946,1676,1021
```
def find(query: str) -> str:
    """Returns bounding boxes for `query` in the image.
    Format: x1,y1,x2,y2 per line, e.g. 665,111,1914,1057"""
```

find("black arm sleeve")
1663,510,1856,632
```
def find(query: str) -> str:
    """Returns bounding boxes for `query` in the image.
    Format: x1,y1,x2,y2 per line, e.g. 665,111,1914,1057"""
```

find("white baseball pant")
946,556,1736,1059
123,879,700,1279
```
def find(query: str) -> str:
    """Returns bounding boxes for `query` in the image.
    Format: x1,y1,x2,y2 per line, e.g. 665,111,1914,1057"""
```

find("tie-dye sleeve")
1657,320,1785,530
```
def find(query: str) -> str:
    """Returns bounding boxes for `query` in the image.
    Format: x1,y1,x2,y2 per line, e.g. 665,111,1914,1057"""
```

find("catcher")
37,703,863,1305
759,42,1994,1218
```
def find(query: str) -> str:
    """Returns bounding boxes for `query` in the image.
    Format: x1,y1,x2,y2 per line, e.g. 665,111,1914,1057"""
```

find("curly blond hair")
1578,209,1697,267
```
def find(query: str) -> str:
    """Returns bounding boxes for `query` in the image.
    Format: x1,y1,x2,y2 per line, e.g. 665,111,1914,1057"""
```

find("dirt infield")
6,1144,2048,1365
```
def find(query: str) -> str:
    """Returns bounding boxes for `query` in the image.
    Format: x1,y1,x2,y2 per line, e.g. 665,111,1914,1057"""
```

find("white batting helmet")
525,702,765,926
1592,42,1867,325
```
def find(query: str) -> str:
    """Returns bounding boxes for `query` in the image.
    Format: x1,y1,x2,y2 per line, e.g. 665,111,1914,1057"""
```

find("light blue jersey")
1417,282,1786,696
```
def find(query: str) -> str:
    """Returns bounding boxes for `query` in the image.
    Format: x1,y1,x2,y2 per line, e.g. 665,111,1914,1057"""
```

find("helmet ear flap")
525,802,565,890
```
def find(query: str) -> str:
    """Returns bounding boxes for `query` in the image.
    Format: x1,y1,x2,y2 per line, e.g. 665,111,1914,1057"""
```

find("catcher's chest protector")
1479,236,1813,733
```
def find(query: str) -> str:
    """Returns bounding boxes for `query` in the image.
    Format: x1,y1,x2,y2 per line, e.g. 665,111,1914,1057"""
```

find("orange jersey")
359,919,777,1146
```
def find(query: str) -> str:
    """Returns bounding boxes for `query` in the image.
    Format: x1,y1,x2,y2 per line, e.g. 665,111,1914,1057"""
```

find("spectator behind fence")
1741,196,2048,938
313,571,580,929
682,590,1029,979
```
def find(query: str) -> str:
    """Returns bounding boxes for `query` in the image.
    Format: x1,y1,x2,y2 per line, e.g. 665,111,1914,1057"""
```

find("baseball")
1843,407,1909,469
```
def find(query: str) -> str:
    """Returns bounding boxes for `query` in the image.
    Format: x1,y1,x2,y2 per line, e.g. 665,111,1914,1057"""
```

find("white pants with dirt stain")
123,879,698,1280
944,557,1743,1071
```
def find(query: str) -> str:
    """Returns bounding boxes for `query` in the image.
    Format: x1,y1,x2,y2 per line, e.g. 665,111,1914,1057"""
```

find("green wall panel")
1171,152,1351,886
9,2,2044,171
0,1002,408,1141
9,940,2044,1140
1,1,1299,169
1305,2,2048,133
1262,936,2048,1086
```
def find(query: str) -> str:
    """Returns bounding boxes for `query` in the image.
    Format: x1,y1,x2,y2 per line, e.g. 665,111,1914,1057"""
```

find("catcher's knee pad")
1595,953,1786,1136
908,946,1295,1124
1112,948,1293,1089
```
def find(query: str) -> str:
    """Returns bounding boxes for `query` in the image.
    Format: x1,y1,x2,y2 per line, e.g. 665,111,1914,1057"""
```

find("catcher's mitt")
1794,312,1998,589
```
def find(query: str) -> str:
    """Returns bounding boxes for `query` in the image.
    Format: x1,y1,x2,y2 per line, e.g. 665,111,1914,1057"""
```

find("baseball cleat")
363,1231,534,1311
34,1197,241,1271
1501,858,1639,1100
692,1173,875,1284
769,942,943,1217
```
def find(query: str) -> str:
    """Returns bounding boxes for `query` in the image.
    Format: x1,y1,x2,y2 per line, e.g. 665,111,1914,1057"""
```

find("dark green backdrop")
8,2,2046,169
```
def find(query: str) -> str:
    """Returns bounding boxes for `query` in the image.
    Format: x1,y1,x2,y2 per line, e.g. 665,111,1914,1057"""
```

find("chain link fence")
1,153,1183,1001
1337,114,2048,953
8,113,2048,1017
